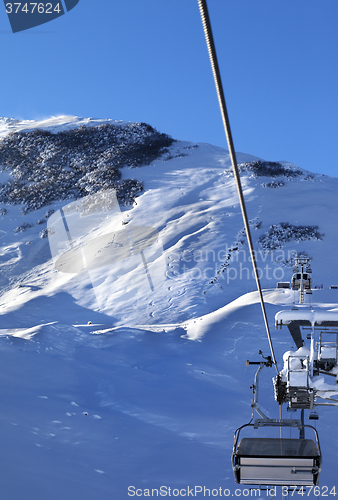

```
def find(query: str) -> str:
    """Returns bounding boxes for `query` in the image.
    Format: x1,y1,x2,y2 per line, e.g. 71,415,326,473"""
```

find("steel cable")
197,0,278,373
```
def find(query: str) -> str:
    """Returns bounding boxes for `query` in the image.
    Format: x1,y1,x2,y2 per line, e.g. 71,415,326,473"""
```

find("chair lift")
232,422,321,487
232,355,322,487
291,257,312,302
275,353,315,410
275,310,338,405
291,272,312,291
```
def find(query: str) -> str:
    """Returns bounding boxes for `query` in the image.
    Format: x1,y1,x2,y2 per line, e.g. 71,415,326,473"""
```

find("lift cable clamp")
246,351,273,368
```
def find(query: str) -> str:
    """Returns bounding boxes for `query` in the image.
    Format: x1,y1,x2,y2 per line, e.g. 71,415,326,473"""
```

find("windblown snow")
0,116,337,499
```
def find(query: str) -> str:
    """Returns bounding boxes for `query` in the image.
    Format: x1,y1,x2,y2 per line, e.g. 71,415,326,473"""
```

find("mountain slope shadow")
0,291,118,329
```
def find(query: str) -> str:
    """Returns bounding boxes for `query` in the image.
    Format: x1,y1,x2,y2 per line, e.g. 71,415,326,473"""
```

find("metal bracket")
254,419,303,429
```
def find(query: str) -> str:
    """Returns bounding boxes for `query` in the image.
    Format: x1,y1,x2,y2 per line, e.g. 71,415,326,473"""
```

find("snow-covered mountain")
0,116,337,499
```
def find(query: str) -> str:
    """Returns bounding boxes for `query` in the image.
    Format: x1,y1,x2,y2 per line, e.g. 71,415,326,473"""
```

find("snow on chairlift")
285,354,315,410
275,310,338,356
273,353,313,410
275,310,338,407
232,354,321,486
317,330,338,372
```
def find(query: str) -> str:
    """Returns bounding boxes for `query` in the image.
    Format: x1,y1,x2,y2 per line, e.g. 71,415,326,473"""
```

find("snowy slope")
0,116,338,499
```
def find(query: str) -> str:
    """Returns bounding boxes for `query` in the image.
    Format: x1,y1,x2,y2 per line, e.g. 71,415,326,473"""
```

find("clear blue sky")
1,0,338,176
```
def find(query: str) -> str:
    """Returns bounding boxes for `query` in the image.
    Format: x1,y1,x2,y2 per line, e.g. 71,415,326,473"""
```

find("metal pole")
300,263,304,304
300,409,305,439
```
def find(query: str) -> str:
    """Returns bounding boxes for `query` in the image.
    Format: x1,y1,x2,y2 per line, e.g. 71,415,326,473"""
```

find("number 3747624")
5,3,62,14
282,486,337,497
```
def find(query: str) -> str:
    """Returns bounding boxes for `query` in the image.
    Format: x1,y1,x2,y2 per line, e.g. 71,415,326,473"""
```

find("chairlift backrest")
277,282,291,289
287,355,309,388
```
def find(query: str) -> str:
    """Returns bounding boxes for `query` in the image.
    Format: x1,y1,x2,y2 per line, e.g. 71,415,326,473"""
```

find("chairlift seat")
319,346,337,360
277,282,291,289
288,372,309,388
233,438,320,486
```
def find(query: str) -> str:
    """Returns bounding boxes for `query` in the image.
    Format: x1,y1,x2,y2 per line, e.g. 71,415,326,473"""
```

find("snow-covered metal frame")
275,310,338,407
286,354,314,410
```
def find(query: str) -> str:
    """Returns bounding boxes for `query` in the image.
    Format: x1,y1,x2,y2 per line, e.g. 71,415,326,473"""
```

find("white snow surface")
276,309,338,325
0,115,128,138
0,116,338,498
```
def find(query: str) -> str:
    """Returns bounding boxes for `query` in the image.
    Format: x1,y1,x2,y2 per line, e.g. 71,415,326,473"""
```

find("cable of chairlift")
197,0,278,374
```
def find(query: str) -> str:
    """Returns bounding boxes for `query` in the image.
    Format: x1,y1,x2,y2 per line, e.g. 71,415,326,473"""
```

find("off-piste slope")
0,116,337,499
0,117,336,326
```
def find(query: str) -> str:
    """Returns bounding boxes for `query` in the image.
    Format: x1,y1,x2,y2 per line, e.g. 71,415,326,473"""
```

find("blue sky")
1,0,338,176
